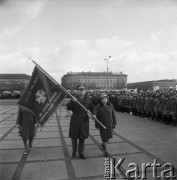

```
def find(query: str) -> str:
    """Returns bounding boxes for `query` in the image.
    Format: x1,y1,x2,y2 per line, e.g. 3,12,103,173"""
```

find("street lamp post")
104,56,111,90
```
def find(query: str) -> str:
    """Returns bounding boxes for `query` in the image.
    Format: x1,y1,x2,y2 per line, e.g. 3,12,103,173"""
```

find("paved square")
0,102,177,180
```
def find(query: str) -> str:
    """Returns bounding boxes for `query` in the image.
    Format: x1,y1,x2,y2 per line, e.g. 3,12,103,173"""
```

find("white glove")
72,97,77,102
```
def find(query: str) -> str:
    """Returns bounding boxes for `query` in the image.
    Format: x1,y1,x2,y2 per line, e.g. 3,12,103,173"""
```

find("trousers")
71,138,85,154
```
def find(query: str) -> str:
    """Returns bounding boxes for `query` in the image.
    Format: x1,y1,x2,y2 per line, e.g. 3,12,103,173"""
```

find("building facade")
127,79,177,91
61,71,127,90
0,74,31,92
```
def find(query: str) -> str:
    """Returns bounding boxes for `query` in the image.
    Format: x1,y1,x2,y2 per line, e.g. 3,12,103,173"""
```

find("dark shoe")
104,152,108,157
72,151,76,158
79,154,86,159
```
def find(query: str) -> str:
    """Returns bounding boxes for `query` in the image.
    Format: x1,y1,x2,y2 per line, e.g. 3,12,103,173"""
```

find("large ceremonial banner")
17,66,67,127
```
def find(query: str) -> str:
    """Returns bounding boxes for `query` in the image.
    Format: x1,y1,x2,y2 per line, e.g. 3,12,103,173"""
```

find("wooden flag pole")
29,58,106,129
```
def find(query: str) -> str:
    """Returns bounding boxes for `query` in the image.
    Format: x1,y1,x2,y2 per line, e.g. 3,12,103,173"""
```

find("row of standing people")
108,91,177,126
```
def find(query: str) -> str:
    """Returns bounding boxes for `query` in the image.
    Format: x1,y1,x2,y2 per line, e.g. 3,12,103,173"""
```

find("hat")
77,84,85,90
100,93,108,99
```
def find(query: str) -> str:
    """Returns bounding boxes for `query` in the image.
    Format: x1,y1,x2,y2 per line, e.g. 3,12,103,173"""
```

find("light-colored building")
0,74,30,92
61,71,127,90
127,79,177,91
153,80,177,91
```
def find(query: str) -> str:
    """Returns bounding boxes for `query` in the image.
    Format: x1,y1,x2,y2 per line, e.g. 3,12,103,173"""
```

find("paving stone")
0,164,17,180
35,131,60,139
46,147,64,160
5,132,22,140
64,137,72,146
21,162,45,180
72,157,105,178
6,118,16,122
0,128,10,133
0,115,11,118
0,140,24,149
33,138,61,148
27,147,64,161
62,130,69,137
48,120,57,123
89,126,96,130
85,144,99,149
0,133,4,138
0,124,14,128
135,140,177,151
45,122,58,127
93,135,124,144
59,119,70,123
26,148,46,161
40,126,59,132
0,149,23,162
11,128,18,133
107,142,141,155
61,126,69,131
0,121,15,125
44,161,68,180
89,129,100,136
60,122,70,126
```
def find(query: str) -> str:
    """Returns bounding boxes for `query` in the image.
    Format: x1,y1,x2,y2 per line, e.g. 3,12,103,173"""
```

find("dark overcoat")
153,98,160,115
140,98,145,113
16,107,36,139
144,97,149,113
67,95,96,139
148,99,154,113
164,99,171,115
132,98,137,109
170,99,177,120
96,103,117,141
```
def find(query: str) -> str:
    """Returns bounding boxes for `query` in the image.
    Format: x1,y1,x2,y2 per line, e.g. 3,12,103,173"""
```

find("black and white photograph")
0,0,177,179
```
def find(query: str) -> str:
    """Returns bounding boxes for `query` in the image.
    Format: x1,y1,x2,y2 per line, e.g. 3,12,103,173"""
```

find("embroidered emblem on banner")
35,89,47,104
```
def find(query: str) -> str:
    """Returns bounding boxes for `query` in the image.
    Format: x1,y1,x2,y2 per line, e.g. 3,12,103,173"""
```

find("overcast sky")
0,0,177,83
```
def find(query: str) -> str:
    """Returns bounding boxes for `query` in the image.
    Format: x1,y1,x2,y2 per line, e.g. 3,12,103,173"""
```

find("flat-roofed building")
0,74,30,92
127,79,177,91
61,71,127,90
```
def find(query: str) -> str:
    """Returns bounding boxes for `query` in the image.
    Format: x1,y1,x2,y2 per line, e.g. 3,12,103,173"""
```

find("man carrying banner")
17,66,66,127
67,85,96,159
16,65,67,155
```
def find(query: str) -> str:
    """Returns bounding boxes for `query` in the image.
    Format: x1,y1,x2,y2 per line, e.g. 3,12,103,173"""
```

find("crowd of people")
88,88,177,127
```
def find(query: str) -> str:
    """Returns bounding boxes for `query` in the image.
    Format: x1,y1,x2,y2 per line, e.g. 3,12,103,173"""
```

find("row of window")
94,85,117,88
154,83,176,86
65,79,118,83
0,79,28,84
